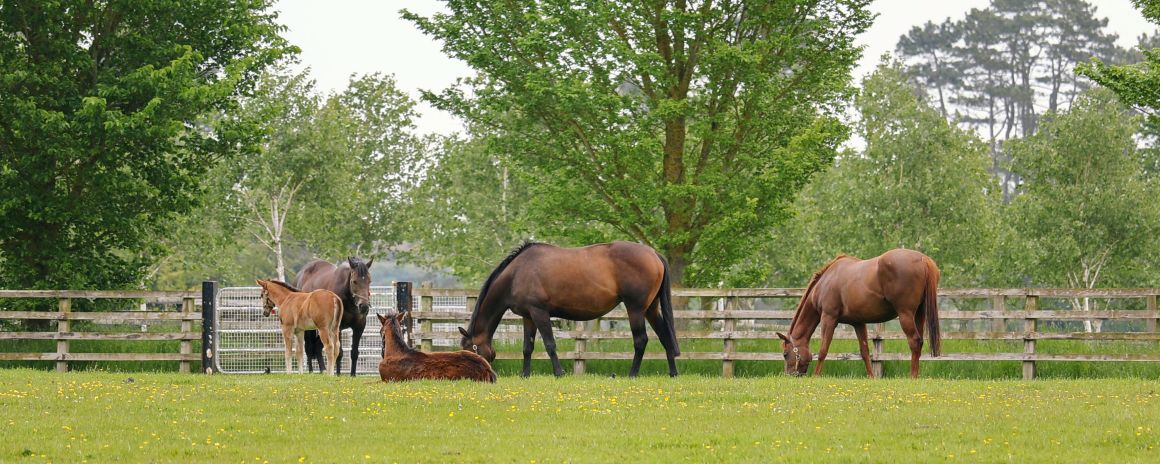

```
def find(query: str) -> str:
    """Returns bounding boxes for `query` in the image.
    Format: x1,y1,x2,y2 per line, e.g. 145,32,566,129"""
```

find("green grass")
1,369,1158,463
484,337,1160,379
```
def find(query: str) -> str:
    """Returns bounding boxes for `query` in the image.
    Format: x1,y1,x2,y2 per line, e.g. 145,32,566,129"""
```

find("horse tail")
656,252,680,357
921,256,942,357
331,292,343,335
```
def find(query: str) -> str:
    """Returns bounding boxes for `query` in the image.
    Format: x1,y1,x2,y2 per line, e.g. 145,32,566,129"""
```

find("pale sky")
275,0,1158,137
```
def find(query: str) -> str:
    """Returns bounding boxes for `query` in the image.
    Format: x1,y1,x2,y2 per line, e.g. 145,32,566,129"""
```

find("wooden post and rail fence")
1,284,1158,379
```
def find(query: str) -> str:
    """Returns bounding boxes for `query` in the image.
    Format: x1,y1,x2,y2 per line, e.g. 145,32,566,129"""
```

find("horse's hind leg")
853,323,874,378
528,307,565,377
521,317,537,378
898,313,923,378
320,327,338,376
627,307,649,378
644,301,677,377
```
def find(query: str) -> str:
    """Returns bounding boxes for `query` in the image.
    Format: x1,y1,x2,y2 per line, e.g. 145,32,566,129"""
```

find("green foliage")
1078,1,1160,143
0,1,293,290
403,0,873,285
399,136,534,283
755,62,1002,287
1005,89,1160,288
154,67,425,285
897,0,1129,202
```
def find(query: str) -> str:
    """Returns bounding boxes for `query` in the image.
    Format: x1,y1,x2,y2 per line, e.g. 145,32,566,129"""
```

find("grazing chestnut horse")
296,257,373,376
459,241,680,378
256,279,342,375
777,249,941,378
377,312,496,383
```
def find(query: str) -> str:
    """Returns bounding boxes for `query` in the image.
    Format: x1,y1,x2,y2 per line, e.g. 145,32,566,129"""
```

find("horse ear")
347,256,356,267
367,257,374,267
395,311,406,323
776,332,790,343
376,313,387,324
458,327,469,338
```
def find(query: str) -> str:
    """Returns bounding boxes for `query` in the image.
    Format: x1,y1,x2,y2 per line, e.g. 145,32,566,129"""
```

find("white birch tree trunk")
242,178,304,283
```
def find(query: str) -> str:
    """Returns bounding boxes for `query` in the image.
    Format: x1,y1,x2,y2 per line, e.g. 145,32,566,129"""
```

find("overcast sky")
275,0,1157,136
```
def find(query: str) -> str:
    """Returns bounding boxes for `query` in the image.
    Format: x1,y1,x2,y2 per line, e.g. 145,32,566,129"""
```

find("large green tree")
1078,0,1160,117
0,1,293,289
399,135,534,283
154,68,425,286
756,62,1002,287
404,0,873,285
896,0,1126,201
1006,90,1160,329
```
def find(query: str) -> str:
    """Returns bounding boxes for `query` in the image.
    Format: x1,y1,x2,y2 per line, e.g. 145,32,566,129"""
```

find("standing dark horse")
459,241,680,378
296,257,373,376
777,249,941,378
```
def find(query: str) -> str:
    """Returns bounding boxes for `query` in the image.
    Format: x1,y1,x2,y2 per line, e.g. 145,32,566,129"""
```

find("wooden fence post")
1147,294,1158,333
420,294,433,353
872,323,884,378
201,281,218,374
180,297,194,373
1023,294,1038,380
722,297,736,379
991,295,1006,332
573,320,587,376
56,298,71,373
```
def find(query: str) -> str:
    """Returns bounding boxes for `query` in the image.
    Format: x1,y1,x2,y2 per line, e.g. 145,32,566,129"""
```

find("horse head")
777,332,812,376
256,280,277,317
459,327,496,363
346,256,373,316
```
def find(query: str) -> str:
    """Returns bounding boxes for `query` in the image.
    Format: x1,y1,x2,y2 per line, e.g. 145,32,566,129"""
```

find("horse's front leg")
349,318,366,377
813,315,839,376
521,317,537,377
853,323,874,378
281,326,295,374
528,308,564,377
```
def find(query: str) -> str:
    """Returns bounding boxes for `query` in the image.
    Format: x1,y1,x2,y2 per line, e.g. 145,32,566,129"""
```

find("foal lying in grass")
377,312,496,383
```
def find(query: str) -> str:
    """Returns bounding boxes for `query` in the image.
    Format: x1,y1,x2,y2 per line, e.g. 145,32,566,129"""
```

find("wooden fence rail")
3,286,1159,379
0,290,202,373
411,287,1160,379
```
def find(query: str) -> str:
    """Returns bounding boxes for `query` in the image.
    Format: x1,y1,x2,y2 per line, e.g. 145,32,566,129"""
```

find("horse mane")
266,280,300,292
788,254,849,333
468,241,542,329
382,313,416,354
346,256,371,278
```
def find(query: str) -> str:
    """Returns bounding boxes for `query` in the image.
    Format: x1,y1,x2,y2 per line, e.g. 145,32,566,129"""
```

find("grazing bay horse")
256,280,342,375
777,249,941,378
296,257,373,376
459,241,680,378
377,312,496,383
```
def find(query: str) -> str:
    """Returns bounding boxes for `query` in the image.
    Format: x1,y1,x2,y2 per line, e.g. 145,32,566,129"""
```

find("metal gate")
213,285,400,375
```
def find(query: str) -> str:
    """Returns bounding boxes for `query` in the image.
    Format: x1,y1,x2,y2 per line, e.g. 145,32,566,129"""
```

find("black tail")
657,253,680,357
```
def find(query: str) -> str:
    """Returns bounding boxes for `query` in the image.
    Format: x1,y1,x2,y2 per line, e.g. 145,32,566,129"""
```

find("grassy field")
1,369,1158,463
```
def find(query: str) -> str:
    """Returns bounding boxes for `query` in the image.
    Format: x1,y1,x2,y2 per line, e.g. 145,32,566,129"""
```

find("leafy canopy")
403,0,872,285
0,0,293,289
